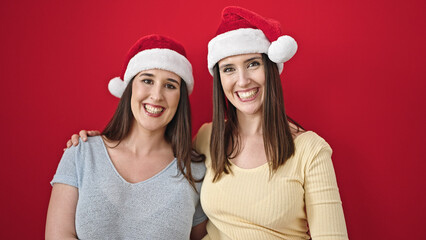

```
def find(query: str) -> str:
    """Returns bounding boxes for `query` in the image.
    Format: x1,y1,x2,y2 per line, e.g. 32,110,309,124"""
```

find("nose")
150,84,164,101
236,68,251,87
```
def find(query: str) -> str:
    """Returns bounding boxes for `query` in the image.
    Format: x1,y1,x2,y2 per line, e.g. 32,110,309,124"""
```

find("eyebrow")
166,78,180,85
219,56,262,70
219,63,233,70
244,56,262,63
139,73,154,77
139,73,180,85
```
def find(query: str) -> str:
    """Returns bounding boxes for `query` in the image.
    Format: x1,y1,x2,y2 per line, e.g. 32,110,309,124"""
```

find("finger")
79,130,88,141
87,130,101,136
71,134,80,146
66,140,72,149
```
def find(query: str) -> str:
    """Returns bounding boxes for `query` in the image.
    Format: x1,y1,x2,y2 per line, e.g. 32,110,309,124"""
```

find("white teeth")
145,104,163,114
237,89,258,99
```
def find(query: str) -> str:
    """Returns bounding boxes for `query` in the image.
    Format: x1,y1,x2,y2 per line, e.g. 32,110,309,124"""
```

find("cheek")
220,77,233,92
130,95,139,117
130,84,142,100
130,88,141,103
258,69,266,86
169,92,181,108
130,86,145,110
253,76,266,91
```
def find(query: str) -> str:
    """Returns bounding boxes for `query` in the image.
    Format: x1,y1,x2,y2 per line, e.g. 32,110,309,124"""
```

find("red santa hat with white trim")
207,6,297,75
108,34,194,98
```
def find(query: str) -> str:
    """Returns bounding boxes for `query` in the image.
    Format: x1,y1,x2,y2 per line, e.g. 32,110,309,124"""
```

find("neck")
118,122,170,156
236,110,263,136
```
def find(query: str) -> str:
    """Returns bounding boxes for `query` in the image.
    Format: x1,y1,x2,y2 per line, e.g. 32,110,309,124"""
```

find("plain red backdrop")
0,0,425,239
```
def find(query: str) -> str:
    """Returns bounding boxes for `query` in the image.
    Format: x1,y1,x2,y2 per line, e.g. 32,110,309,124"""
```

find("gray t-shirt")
51,136,207,240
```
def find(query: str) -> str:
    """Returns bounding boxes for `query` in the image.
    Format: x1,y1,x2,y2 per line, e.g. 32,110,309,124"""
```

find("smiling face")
218,53,266,117
130,69,181,133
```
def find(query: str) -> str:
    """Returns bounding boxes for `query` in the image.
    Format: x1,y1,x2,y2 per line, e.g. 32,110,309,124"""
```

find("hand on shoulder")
64,130,101,150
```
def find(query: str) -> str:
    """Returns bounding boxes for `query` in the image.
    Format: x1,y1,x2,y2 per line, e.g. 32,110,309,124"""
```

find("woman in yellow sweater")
67,6,348,240
194,6,348,240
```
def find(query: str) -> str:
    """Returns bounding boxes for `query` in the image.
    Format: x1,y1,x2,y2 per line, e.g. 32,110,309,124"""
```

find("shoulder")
83,135,103,145
81,135,103,147
195,122,212,140
294,131,332,159
290,131,337,176
193,122,212,153
66,136,104,158
295,131,331,148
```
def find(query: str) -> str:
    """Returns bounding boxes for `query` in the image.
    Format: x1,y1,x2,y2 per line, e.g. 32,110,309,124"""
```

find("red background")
0,0,425,239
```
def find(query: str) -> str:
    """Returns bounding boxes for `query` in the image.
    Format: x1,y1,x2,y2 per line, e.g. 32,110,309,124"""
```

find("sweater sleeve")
50,145,79,188
304,142,348,240
192,197,208,227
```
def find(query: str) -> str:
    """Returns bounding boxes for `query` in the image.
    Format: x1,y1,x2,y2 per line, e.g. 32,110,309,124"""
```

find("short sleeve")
192,161,207,227
50,146,79,188
304,145,348,240
192,198,207,226
192,125,209,225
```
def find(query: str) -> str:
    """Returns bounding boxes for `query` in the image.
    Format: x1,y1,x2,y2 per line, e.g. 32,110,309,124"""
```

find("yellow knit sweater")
194,123,348,240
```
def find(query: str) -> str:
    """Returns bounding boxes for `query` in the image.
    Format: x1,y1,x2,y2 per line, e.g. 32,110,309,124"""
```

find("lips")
236,88,259,102
143,103,164,117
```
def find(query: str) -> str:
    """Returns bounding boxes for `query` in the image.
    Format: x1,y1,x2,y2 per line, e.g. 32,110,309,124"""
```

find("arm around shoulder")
190,219,207,240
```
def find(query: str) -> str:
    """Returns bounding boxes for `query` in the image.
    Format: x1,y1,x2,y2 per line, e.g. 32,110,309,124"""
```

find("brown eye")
142,79,153,84
248,61,260,68
223,67,234,73
165,83,177,89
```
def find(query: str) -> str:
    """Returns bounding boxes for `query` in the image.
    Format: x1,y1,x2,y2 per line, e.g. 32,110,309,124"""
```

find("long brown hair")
210,53,300,181
102,78,204,190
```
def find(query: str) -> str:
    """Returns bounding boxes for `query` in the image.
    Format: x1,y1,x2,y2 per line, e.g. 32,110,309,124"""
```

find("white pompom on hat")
108,34,194,98
207,6,297,75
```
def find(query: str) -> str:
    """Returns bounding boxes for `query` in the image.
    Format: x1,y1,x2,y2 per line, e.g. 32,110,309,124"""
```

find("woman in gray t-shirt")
46,35,207,240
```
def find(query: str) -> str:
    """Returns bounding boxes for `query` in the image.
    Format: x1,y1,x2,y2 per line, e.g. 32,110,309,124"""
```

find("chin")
237,106,262,116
